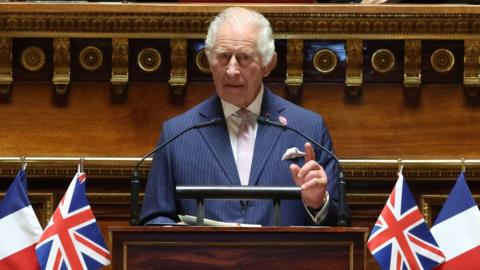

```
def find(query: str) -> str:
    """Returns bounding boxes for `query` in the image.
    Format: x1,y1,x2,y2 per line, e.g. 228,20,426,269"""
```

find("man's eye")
217,53,231,64
237,54,253,65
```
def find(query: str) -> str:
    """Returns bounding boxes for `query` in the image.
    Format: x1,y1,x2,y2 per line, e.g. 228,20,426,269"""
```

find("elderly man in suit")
140,7,341,226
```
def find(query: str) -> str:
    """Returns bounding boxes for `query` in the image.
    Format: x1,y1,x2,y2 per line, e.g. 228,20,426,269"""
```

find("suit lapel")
197,95,239,185
249,89,286,186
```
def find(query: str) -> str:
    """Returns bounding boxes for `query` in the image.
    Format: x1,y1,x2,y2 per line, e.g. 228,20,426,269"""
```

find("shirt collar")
221,85,264,119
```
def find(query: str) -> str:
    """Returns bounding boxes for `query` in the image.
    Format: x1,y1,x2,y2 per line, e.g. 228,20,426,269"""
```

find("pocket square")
282,147,305,161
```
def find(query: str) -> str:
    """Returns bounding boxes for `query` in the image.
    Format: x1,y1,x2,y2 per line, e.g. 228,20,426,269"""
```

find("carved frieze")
0,157,478,181
2,6,480,38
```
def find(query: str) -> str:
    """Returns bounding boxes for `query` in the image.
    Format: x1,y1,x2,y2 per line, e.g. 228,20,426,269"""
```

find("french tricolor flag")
0,170,43,270
431,172,480,270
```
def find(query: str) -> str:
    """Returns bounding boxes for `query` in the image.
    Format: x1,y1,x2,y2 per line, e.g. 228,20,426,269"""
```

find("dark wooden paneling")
299,83,480,159
2,82,480,158
110,226,367,270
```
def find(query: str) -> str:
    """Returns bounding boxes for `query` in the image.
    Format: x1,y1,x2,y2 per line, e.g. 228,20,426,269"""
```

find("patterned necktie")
236,109,255,186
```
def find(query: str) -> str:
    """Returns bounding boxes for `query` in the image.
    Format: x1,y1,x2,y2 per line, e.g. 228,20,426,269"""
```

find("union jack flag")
367,173,445,270
35,173,111,270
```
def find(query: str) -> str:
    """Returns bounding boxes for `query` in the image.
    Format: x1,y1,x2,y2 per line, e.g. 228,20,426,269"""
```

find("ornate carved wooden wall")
1,3,480,270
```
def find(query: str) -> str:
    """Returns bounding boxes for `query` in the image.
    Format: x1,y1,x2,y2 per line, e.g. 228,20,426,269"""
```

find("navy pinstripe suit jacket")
140,89,340,226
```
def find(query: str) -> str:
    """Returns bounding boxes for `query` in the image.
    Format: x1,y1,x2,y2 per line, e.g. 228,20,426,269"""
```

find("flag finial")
78,158,85,173
21,156,27,170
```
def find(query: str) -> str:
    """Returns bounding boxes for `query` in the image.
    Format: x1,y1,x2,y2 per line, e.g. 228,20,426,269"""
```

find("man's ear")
262,52,277,78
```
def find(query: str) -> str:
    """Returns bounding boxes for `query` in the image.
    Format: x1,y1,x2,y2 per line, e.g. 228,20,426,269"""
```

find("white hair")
204,7,275,67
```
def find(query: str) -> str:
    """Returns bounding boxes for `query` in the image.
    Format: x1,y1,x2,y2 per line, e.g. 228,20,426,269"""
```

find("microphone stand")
130,118,223,226
257,117,350,227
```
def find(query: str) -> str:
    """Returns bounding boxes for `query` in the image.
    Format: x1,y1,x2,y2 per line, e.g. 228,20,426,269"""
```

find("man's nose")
226,55,240,76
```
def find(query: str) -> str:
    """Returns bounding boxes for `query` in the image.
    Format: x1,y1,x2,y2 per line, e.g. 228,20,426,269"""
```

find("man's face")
209,24,274,108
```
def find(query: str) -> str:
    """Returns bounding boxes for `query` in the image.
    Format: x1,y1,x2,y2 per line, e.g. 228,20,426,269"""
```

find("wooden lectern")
109,226,368,270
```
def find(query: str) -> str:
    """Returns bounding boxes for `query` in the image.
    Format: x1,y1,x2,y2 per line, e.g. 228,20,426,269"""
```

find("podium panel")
109,226,368,270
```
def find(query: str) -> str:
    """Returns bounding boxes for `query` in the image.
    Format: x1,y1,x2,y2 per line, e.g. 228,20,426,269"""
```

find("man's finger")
297,160,321,178
289,163,302,186
304,142,315,162
301,177,326,190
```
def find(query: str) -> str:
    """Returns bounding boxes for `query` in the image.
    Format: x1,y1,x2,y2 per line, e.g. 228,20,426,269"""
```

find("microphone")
257,116,350,227
130,117,223,225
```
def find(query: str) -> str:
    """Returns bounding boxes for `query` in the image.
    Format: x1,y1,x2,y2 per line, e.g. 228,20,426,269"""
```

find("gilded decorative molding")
464,40,480,97
2,5,480,39
0,37,12,94
53,37,70,95
0,192,53,227
31,193,54,227
403,40,422,90
0,158,150,178
371,49,395,74
285,39,303,97
79,46,103,71
137,47,162,73
430,48,455,73
342,159,480,180
0,157,479,181
312,48,338,74
347,193,389,204
345,39,363,95
421,194,480,226
169,38,187,95
21,46,45,72
111,38,129,95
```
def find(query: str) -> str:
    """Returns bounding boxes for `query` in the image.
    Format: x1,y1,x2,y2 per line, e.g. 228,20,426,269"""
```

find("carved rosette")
403,40,422,89
313,48,338,74
430,48,455,73
79,46,103,71
195,48,210,74
371,49,395,74
21,46,45,72
53,37,70,95
345,40,363,95
138,47,162,73
111,38,129,94
285,39,303,97
0,37,12,94
169,38,187,95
